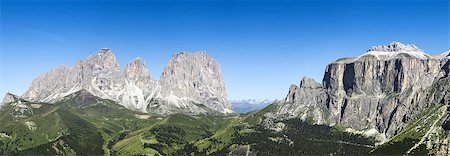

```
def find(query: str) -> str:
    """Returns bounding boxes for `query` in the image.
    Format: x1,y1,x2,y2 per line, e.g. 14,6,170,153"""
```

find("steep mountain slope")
21,49,232,115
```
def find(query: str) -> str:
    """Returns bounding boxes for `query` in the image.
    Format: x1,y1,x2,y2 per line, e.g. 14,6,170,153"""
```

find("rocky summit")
273,41,450,142
21,49,232,115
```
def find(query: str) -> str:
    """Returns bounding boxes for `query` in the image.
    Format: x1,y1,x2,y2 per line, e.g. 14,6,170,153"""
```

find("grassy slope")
0,102,66,155
193,103,279,154
110,104,276,155
0,95,161,155
112,114,233,155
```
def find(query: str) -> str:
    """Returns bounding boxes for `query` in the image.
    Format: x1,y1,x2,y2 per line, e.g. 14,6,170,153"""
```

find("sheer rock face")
277,42,450,138
21,49,232,115
158,52,232,114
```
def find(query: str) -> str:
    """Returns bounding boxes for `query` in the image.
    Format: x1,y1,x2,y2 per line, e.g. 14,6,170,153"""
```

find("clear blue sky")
1,0,449,101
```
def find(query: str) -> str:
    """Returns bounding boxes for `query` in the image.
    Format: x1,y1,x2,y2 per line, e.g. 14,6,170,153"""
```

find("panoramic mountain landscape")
1,0,449,155
1,42,450,155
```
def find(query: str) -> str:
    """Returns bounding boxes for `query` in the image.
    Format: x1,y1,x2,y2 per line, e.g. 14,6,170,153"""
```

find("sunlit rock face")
276,42,450,138
158,52,232,114
22,49,232,115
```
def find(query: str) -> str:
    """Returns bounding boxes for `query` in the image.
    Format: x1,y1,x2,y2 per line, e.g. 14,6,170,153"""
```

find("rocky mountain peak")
2,93,19,105
159,51,232,114
85,48,120,69
169,52,211,65
160,51,220,81
367,41,423,53
99,48,113,54
299,77,321,89
125,57,152,80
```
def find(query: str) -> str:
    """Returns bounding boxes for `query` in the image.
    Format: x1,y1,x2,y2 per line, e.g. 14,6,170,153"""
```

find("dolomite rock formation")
275,41,450,139
158,52,232,113
21,49,232,115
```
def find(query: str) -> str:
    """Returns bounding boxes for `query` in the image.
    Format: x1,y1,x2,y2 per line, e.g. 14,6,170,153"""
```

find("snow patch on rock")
356,41,430,61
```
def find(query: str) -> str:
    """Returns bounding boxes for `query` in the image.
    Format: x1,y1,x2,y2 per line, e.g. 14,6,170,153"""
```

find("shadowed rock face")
21,49,232,115
276,42,450,138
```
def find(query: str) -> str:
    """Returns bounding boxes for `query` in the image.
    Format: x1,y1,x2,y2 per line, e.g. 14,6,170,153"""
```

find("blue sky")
0,0,449,101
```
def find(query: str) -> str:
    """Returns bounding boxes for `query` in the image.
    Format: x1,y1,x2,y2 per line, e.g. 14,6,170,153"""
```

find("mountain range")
230,99,274,113
1,42,450,155
21,49,232,115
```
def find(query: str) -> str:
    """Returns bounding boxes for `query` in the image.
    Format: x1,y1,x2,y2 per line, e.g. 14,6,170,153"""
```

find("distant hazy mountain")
230,99,274,113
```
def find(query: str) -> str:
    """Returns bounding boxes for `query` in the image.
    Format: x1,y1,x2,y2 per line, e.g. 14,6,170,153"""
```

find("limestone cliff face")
276,42,450,138
324,57,443,137
158,52,232,114
21,49,232,115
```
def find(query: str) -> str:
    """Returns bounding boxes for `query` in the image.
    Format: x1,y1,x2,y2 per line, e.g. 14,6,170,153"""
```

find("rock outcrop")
2,93,19,105
277,77,327,123
21,49,232,115
276,41,450,139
